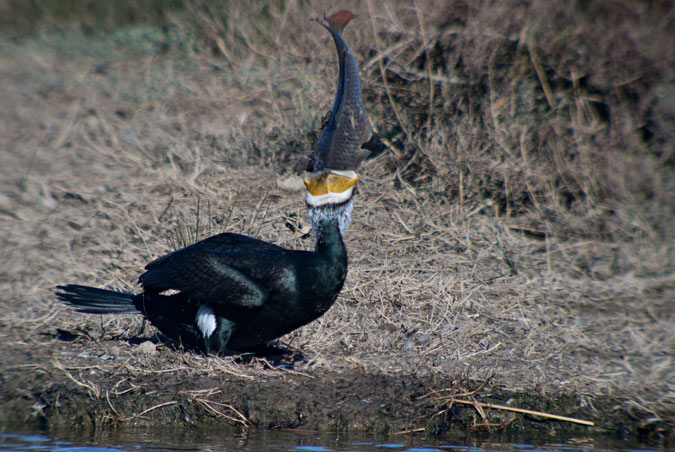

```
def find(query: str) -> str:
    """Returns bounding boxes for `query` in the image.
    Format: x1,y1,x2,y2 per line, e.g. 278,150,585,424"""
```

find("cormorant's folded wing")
140,232,285,308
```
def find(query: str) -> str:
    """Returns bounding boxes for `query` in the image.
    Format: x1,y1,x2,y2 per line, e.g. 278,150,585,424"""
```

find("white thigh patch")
196,305,216,338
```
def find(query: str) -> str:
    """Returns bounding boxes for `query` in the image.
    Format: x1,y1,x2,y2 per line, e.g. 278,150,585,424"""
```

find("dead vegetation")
0,0,673,443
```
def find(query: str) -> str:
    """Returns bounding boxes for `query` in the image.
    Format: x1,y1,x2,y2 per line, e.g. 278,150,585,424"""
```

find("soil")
0,1,673,448
0,335,649,444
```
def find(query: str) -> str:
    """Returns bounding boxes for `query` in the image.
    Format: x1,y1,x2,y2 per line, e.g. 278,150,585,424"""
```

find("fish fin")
321,110,332,129
361,133,388,158
354,149,371,170
293,156,314,175
325,10,356,35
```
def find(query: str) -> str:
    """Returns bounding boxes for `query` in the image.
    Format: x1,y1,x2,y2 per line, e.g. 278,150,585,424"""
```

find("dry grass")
0,0,673,432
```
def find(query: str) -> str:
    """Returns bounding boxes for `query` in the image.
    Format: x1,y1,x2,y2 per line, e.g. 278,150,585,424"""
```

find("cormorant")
56,11,372,355
57,171,356,354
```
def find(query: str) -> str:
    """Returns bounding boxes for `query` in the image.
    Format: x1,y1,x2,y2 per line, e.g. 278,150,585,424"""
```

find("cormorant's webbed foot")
235,343,306,367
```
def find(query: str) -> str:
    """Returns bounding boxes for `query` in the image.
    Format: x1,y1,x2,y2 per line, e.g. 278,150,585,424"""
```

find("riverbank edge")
0,363,669,447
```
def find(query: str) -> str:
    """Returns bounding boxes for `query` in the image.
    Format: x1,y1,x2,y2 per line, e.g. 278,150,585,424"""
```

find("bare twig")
51,359,101,400
119,401,178,421
448,398,595,426
195,398,250,427
526,39,555,109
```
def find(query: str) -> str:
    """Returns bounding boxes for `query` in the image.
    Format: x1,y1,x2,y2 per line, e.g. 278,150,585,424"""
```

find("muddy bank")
0,337,669,446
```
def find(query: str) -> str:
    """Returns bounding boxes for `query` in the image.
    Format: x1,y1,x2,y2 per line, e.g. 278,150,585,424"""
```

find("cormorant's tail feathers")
56,284,138,314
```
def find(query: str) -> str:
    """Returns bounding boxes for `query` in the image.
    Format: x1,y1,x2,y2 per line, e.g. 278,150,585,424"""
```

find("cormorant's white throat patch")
307,197,354,238
196,305,216,338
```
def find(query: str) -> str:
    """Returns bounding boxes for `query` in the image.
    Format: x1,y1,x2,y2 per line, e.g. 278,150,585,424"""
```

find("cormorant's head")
304,169,357,238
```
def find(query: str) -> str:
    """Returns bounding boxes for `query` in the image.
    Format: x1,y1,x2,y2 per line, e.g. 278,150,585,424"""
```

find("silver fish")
312,10,373,172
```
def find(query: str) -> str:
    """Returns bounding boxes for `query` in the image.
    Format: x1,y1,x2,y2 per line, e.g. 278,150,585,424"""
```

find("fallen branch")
119,401,178,421
392,427,426,435
448,398,594,426
195,398,250,428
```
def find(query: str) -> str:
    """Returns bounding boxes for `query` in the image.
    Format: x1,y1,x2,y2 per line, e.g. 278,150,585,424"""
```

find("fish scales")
313,11,372,172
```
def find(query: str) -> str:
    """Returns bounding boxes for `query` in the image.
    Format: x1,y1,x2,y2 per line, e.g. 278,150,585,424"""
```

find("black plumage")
56,200,351,354
57,9,367,356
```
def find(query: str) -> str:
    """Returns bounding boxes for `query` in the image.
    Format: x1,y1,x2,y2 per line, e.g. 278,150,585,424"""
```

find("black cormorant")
56,11,372,355
56,172,357,354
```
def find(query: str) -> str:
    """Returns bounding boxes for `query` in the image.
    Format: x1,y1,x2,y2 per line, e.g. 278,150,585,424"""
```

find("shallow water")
0,429,661,452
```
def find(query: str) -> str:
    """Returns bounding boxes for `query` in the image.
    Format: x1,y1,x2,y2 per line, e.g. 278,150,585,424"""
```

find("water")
0,429,662,452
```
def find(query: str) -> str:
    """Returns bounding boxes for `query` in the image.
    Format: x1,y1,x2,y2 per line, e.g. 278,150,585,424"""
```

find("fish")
310,10,373,173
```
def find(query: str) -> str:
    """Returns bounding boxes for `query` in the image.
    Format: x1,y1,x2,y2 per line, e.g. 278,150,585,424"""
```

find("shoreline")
0,338,669,446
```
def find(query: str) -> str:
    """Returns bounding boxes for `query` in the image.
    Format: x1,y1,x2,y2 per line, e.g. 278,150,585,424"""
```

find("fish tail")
325,10,356,35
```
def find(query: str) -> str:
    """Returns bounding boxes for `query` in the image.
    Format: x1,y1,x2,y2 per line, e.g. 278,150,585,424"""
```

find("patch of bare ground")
0,0,673,446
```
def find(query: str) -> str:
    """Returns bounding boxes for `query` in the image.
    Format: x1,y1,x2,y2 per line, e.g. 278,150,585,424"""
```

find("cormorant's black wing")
140,232,288,308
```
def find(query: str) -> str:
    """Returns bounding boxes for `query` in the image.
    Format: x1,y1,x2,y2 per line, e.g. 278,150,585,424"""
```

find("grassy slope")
0,0,673,442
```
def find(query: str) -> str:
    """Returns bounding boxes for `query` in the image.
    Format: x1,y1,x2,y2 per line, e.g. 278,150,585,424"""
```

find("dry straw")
0,0,672,434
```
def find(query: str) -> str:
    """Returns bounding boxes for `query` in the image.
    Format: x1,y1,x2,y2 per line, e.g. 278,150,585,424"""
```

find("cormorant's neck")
303,169,357,250
307,197,353,250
